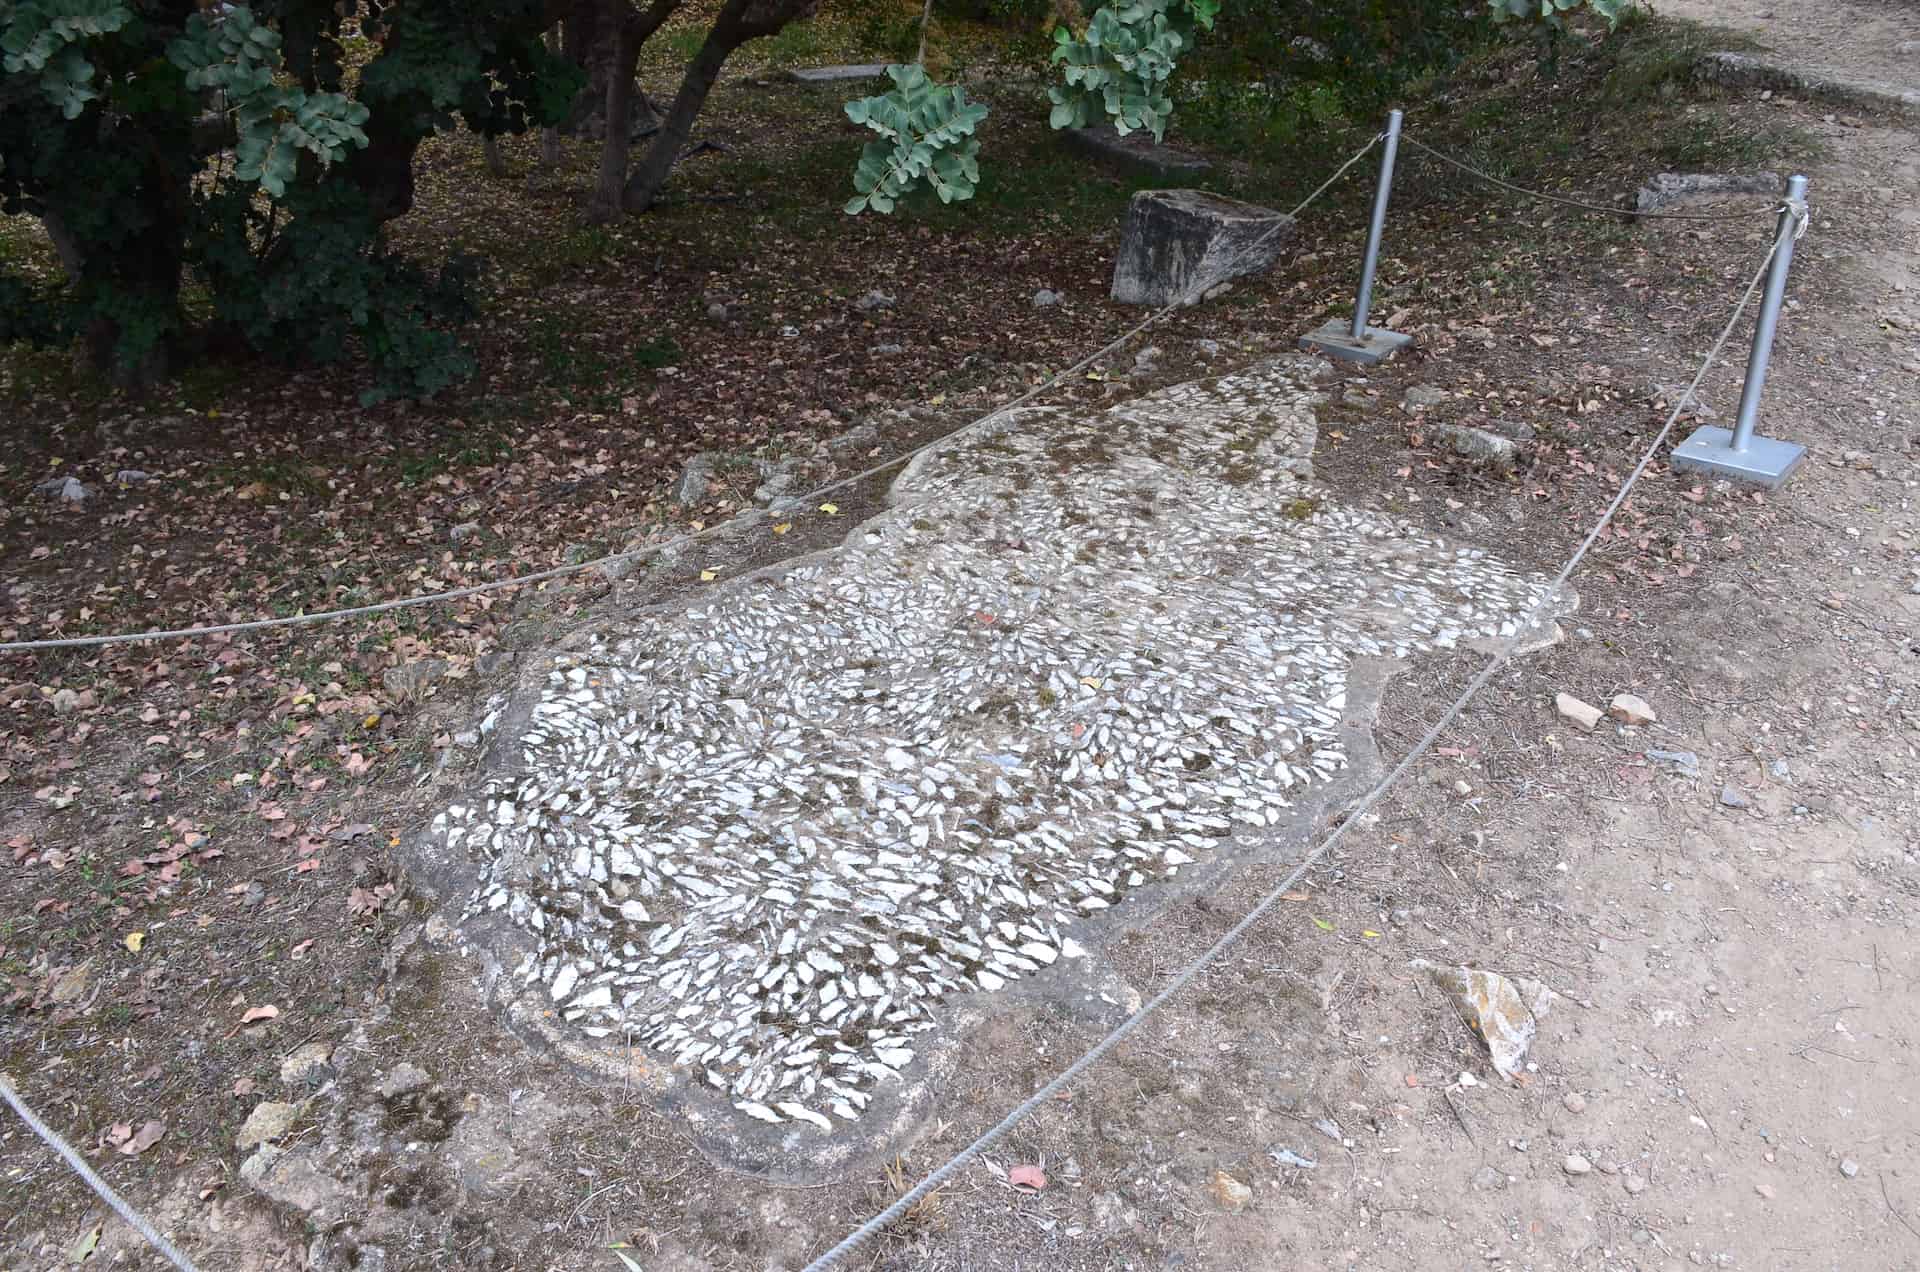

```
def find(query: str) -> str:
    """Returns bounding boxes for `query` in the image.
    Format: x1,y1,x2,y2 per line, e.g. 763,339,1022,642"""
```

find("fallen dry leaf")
1007,1164,1047,1190
240,1005,279,1026
119,1120,165,1156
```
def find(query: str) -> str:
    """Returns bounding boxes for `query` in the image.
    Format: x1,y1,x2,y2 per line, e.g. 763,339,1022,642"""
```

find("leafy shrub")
844,64,990,214
0,0,574,396
1047,0,1221,141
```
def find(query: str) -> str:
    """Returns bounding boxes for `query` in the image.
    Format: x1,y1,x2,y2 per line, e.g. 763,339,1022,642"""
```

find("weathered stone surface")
1609,693,1656,726
1695,51,1920,117
237,1100,300,1150
1635,171,1784,217
786,64,890,84
280,1042,335,1088
1060,126,1212,182
1556,694,1604,731
241,1144,354,1218
36,476,88,504
1210,1169,1252,1211
674,452,718,507
1110,189,1293,307
1434,423,1519,470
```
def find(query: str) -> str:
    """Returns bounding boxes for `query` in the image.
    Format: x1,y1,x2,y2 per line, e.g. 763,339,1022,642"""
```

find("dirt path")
1198,7,1920,1269
1656,0,1920,101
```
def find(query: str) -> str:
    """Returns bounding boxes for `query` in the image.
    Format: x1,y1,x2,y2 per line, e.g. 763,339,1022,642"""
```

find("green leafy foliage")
168,7,369,197
1175,0,1488,160
844,63,989,215
0,0,131,117
1046,0,1219,142
1486,0,1630,32
0,0,573,396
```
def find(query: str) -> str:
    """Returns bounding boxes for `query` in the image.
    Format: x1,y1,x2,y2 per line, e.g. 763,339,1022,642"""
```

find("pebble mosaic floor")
427,358,1561,1132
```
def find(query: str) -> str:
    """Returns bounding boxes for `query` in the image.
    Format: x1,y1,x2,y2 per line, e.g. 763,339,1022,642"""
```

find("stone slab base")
1298,319,1412,365
1669,425,1807,490
1060,126,1212,182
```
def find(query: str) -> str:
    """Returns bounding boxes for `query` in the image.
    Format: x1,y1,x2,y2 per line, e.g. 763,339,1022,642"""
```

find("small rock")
48,688,82,714
280,1042,335,1088
1482,419,1537,443
1403,384,1448,408
449,521,482,543
37,475,89,505
1719,783,1751,809
1032,288,1062,307
382,660,450,700
1209,1170,1252,1212
453,731,480,748
1562,1092,1588,1114
856,289,895,312
377,1062,431,1100
236,1100,299,1151
827,423,882,457
1134,345,1163,373
1623,1172,1648,1195
1646,748,1701,778
1471,1165,1507,1192
1434,423,1518,470
1608,693,1656,726
705,302,728,321
111,469,151,485
1768,758,1791,779
754,472,795,503
1195,339,1223,358
1556,694,1604,731
675,452,718,507
1840,1158,1859,1178
1090,1190,1137,1234
871,343,904,355
1564,1154,1594,1176
1267,1147,1317,1170
1754,1182,1776,1200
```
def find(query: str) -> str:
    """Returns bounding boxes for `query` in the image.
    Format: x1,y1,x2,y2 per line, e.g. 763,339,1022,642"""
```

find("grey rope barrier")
1400,134,1785,222
0,1073,204,1272
800,233,1786,1271
0,134,1382,657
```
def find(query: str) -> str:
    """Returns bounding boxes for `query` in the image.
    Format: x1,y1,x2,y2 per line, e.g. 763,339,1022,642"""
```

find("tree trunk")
482,134,508,176
915,0,934,67
587,0,681,222
624,0,820,212
622,0,817,212
75,188,185,391
587,23,641,221
40,211,86,284
621,36,728,212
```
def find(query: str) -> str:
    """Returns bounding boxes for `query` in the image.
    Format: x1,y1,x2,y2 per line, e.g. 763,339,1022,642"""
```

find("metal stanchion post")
1300,109,1412,364
1670,174,1810,489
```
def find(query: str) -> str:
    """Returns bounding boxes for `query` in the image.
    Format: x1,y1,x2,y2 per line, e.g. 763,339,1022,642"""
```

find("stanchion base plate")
1669,426,1806,490
1298,320,1412,365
